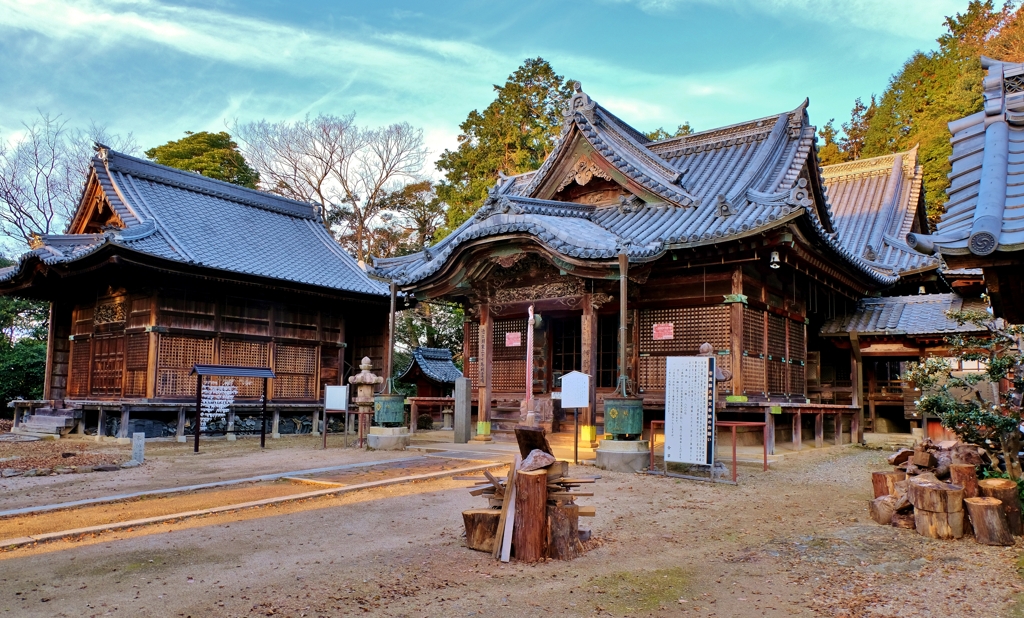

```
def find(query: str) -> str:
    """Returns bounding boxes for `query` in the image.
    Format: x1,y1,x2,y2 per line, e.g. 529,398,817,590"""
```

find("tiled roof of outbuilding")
820,293,989,336
398,347,463,385
0,149,387,297
821,148,939,276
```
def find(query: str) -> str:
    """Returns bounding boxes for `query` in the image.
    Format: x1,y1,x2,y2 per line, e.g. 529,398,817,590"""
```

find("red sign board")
505,331,522,347
652,323,675,341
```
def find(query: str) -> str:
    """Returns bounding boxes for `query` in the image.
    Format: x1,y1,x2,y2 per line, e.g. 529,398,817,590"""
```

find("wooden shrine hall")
373,83,913,449
1,147,390,440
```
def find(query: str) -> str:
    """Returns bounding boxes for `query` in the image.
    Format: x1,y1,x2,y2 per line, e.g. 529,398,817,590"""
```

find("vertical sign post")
560,371,590,465
664,356,717,467
324,385,349,450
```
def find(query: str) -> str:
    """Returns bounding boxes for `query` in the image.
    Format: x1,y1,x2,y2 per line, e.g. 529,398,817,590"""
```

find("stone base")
367,426,410,450
595,439,650,473
177,436,186,443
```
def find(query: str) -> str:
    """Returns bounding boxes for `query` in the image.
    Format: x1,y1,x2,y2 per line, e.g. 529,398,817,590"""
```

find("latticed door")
90,336,124,396
742,307,765,395
492,317,527,392
464,321,479,388
767,314,787,396
638,306,732,393
156,335,214,397
788,322,806,396
124,333,149,397
68,339,92,397
219,340,269,398
274,344,317,399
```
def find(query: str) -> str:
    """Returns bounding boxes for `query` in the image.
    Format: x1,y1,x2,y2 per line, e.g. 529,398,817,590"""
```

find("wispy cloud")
603,0,960,40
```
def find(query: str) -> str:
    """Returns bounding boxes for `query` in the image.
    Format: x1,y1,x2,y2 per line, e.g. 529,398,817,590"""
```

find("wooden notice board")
664,356,716,465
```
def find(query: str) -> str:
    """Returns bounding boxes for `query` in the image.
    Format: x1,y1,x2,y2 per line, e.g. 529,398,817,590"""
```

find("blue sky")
0,0,965,172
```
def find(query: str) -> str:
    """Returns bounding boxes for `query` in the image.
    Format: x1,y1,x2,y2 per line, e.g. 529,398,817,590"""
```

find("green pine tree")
434,58,574,238
145,131,260,189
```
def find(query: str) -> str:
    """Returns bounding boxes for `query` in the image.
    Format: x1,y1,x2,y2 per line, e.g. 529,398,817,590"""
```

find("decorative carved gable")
556,156,612,193
69,173,125,234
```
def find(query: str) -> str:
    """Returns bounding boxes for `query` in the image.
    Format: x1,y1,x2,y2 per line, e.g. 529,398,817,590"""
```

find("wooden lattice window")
91,336,124,396
742,307,765,395
274,344,316,400
465,321,479,388
69,339,91,397
157,335,214,397
767,314,787,395
124,333,149,397
219,340,269,398
638,306,732,392
789,322,806,395
492,318,527,360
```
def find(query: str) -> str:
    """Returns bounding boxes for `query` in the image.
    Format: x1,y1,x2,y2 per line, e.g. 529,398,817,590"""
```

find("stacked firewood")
460,427,597,563
869,439,1021,545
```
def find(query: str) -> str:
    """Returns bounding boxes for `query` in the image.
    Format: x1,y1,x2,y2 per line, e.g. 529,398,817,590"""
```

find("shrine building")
2,147,390,439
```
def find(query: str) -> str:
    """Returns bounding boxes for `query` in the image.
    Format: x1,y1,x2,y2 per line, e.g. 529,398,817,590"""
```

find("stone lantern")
348,356,411,450
348,357,382,447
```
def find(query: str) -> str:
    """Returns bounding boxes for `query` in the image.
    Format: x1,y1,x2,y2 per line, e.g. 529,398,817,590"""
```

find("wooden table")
649,419,768,483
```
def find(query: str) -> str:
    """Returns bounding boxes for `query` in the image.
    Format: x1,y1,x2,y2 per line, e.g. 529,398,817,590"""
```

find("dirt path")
0,435,413,512
0,446,1022,617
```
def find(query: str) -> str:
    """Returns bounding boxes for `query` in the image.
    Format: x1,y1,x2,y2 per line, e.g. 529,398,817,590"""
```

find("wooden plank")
577,506,596,517
493,454,521,561
548,492,594,498
515,426,553,459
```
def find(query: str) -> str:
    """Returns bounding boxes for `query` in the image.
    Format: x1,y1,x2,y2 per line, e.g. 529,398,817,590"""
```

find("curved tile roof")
820,293,988,336
374,88,896,287
398,347,463,385
821,147,939,276
2,149,387,297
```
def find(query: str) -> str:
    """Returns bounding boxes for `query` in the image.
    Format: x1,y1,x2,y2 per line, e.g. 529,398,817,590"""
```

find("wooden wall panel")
274,344,317,399
156,335,214,397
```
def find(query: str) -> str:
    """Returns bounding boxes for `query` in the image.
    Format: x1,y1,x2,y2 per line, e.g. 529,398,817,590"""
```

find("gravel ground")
0,444,1021,617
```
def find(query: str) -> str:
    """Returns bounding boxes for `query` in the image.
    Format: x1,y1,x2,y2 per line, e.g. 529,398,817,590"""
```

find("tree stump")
891,511,916,529
908,478,964,513
462,509,500,552
965,497,1015,546
512,469,548,562
914,509,964,539
869,495,896,525
872,471,906,498
949,464,979,536
979,478,1023,535
546,503,581,560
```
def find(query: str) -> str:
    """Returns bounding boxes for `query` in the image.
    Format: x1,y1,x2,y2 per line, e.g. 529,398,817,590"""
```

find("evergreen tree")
644,123,695,141
146,131,260,189
434,58,574,238
840,97,876,160
816,119,848,166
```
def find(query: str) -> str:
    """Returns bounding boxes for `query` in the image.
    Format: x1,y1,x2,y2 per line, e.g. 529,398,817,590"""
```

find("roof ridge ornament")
564,82,597,123
618,194,643,214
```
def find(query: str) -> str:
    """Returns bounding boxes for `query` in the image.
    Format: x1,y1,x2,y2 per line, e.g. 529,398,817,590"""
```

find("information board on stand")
664,356,716,466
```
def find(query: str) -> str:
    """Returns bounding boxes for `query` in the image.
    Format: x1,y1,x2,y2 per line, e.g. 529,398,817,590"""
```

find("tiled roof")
908,57,1024,258
820,293,989,336
398,347,463,385
821,148,939,276
374,88,896,287
1,149,387,297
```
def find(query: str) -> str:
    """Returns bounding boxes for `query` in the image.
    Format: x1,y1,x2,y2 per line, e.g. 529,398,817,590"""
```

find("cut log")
512,468,548,563
912,451,938,468
546,503,581,560
914,509,964,539
869,495,896,525
949,465,980,498
888,449,914,466
872,471,906,498
978,478,1023,535
463,509,501,552
907,478,964,512
965,497,1015,546
891,511,916,529
952,444,985,467
935,452,952,479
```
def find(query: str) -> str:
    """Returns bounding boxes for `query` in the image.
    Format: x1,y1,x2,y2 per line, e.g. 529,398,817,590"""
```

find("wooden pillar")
764,409,775,455
729,267,744,397
146,330,159,399
96,407,106,442
43,302,55,401
311,408,320,437
119,405,130,440
815,412,823,448
792,411,801,451
476,304,493,440
850,333,863,444
176,406,186,443
835,413,844,446
580,294,598,443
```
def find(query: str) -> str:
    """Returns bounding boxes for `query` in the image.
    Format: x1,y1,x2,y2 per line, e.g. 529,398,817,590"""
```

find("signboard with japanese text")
505,331,522,347
324,385,349,411
560,371,590,408
652,323,675,341
664,356,716,465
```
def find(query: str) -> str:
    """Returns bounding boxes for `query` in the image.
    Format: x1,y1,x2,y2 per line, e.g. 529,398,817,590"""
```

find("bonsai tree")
903,309,1024,480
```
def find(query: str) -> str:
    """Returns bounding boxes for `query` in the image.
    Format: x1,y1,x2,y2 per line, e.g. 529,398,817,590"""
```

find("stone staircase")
13,407,79,438
489,399,523,441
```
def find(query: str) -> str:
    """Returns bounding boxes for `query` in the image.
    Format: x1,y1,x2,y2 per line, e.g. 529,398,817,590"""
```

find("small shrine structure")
3,147,390,440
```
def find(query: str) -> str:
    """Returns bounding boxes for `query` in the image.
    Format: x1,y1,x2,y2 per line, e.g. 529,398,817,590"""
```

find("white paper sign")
664,357,716,465
324,385,350,411
201,380,237,431
560,371,590,408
